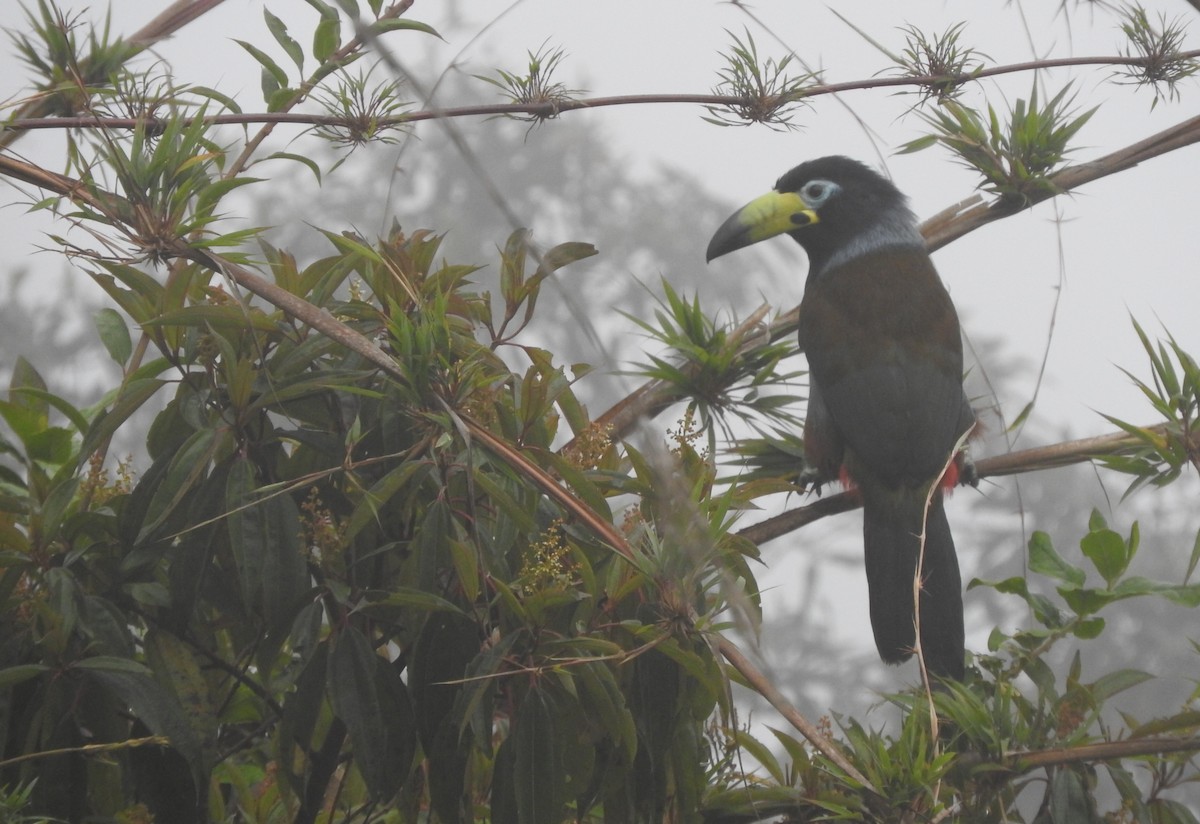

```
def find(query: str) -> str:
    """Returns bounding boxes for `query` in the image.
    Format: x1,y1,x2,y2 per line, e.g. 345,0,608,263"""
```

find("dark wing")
798,247,968,488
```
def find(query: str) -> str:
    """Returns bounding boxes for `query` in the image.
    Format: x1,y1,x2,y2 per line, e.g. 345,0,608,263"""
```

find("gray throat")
812,211,925,279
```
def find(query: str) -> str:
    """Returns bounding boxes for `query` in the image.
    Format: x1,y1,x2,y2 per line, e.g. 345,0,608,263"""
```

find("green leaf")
235,39,289,99
575,660,636,766
1090,668,1152,702
94,308,132,366
1131,709,1200,738
264,8,304,70
410,611,478,751
267,86,299,113
25,426,74,464
225,457,309,627
369,18,441,39
1029,531,1085,587
328,625,411,801
278,640,329,794
1186,525,1200,585
313,14,341,62
89,665,207,787
145,629,218,767
138,428,220,542
0,664,50,689
8,387,88,436
145,304,280,333
79,379,166,462
1072,616,1105,639
492,737,518,824
1059,585,1115,617
514,686,568,824
1147,799,1200,824
732,728,785,783
1105,764,1151,823
343,460,429,544
0,399,43,447
1080,526,1129,587
40,476,78,538
265,150,322,183
73,655,153,675
358,587,466,616
9,356,47,412
1111,576,1200,606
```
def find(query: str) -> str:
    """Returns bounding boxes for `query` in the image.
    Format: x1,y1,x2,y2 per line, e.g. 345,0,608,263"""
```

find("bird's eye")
801,180,838,207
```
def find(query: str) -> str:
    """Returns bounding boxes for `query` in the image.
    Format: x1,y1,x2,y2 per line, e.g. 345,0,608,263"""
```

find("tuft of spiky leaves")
1115,4,1198,108
704,29,820,131
893,23,988,104
901,83,1096,206
66,107,261,264
313,64,412,153
475,41,583,129
625,280,803,447
10,0,139,117
89,65,185,136
1097,318,1200,497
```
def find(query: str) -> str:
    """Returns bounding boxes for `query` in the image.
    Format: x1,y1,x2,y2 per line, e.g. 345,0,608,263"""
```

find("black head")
706,155,922,277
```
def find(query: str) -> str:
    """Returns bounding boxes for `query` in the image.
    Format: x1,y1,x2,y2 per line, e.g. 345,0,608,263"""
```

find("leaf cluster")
626,280,804,445
892,22,988,103
1098,317,1200,496
0,210,765,820
704,514,1200,822
476,42,584,128
235,1,438,116
704,29,820,131
9,0,139,117
311,65,412,151
1,2,1199,821
1116,4,1199,108
902,83,1097,206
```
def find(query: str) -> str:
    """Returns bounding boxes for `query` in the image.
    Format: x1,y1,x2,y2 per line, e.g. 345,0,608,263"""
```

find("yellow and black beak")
705,191,818,262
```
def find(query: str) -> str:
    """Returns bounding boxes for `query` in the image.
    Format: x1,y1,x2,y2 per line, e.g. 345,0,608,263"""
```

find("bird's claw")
957,447,980,488
798,465,827,495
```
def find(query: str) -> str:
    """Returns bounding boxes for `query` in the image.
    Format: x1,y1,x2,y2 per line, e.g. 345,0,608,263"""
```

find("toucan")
707,156,975,680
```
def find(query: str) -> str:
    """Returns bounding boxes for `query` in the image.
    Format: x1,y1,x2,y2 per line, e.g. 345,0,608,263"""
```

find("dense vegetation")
0,2,1198,821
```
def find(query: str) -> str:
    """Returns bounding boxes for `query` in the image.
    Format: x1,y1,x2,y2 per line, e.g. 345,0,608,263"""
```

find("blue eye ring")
801,179,839,207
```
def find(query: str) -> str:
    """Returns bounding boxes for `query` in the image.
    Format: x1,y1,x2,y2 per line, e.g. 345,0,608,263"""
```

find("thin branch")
716,635,877,792
6,51,1200,136
736,423,1193,547
126,0,230,49
923,112,1200,251
1003,735,1200,770
0,736,169,769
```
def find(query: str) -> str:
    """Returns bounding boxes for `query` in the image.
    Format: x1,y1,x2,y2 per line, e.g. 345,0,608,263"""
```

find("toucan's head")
705,155,923,278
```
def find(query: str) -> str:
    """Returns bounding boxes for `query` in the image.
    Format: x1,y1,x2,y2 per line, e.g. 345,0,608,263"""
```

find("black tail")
861,487,964,680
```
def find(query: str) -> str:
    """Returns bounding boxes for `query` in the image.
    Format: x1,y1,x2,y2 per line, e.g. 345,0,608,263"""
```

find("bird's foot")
956,447,980,488
798,465,826,495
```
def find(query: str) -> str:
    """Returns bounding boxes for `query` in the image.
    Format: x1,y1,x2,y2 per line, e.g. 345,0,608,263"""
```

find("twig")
736,422,1189,547
7,52,1200,136
0,736,169,768
999,736,1200,771
716,635,877,792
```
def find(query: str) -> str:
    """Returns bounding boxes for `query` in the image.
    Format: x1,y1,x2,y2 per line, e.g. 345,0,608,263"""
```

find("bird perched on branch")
706,156,976,680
